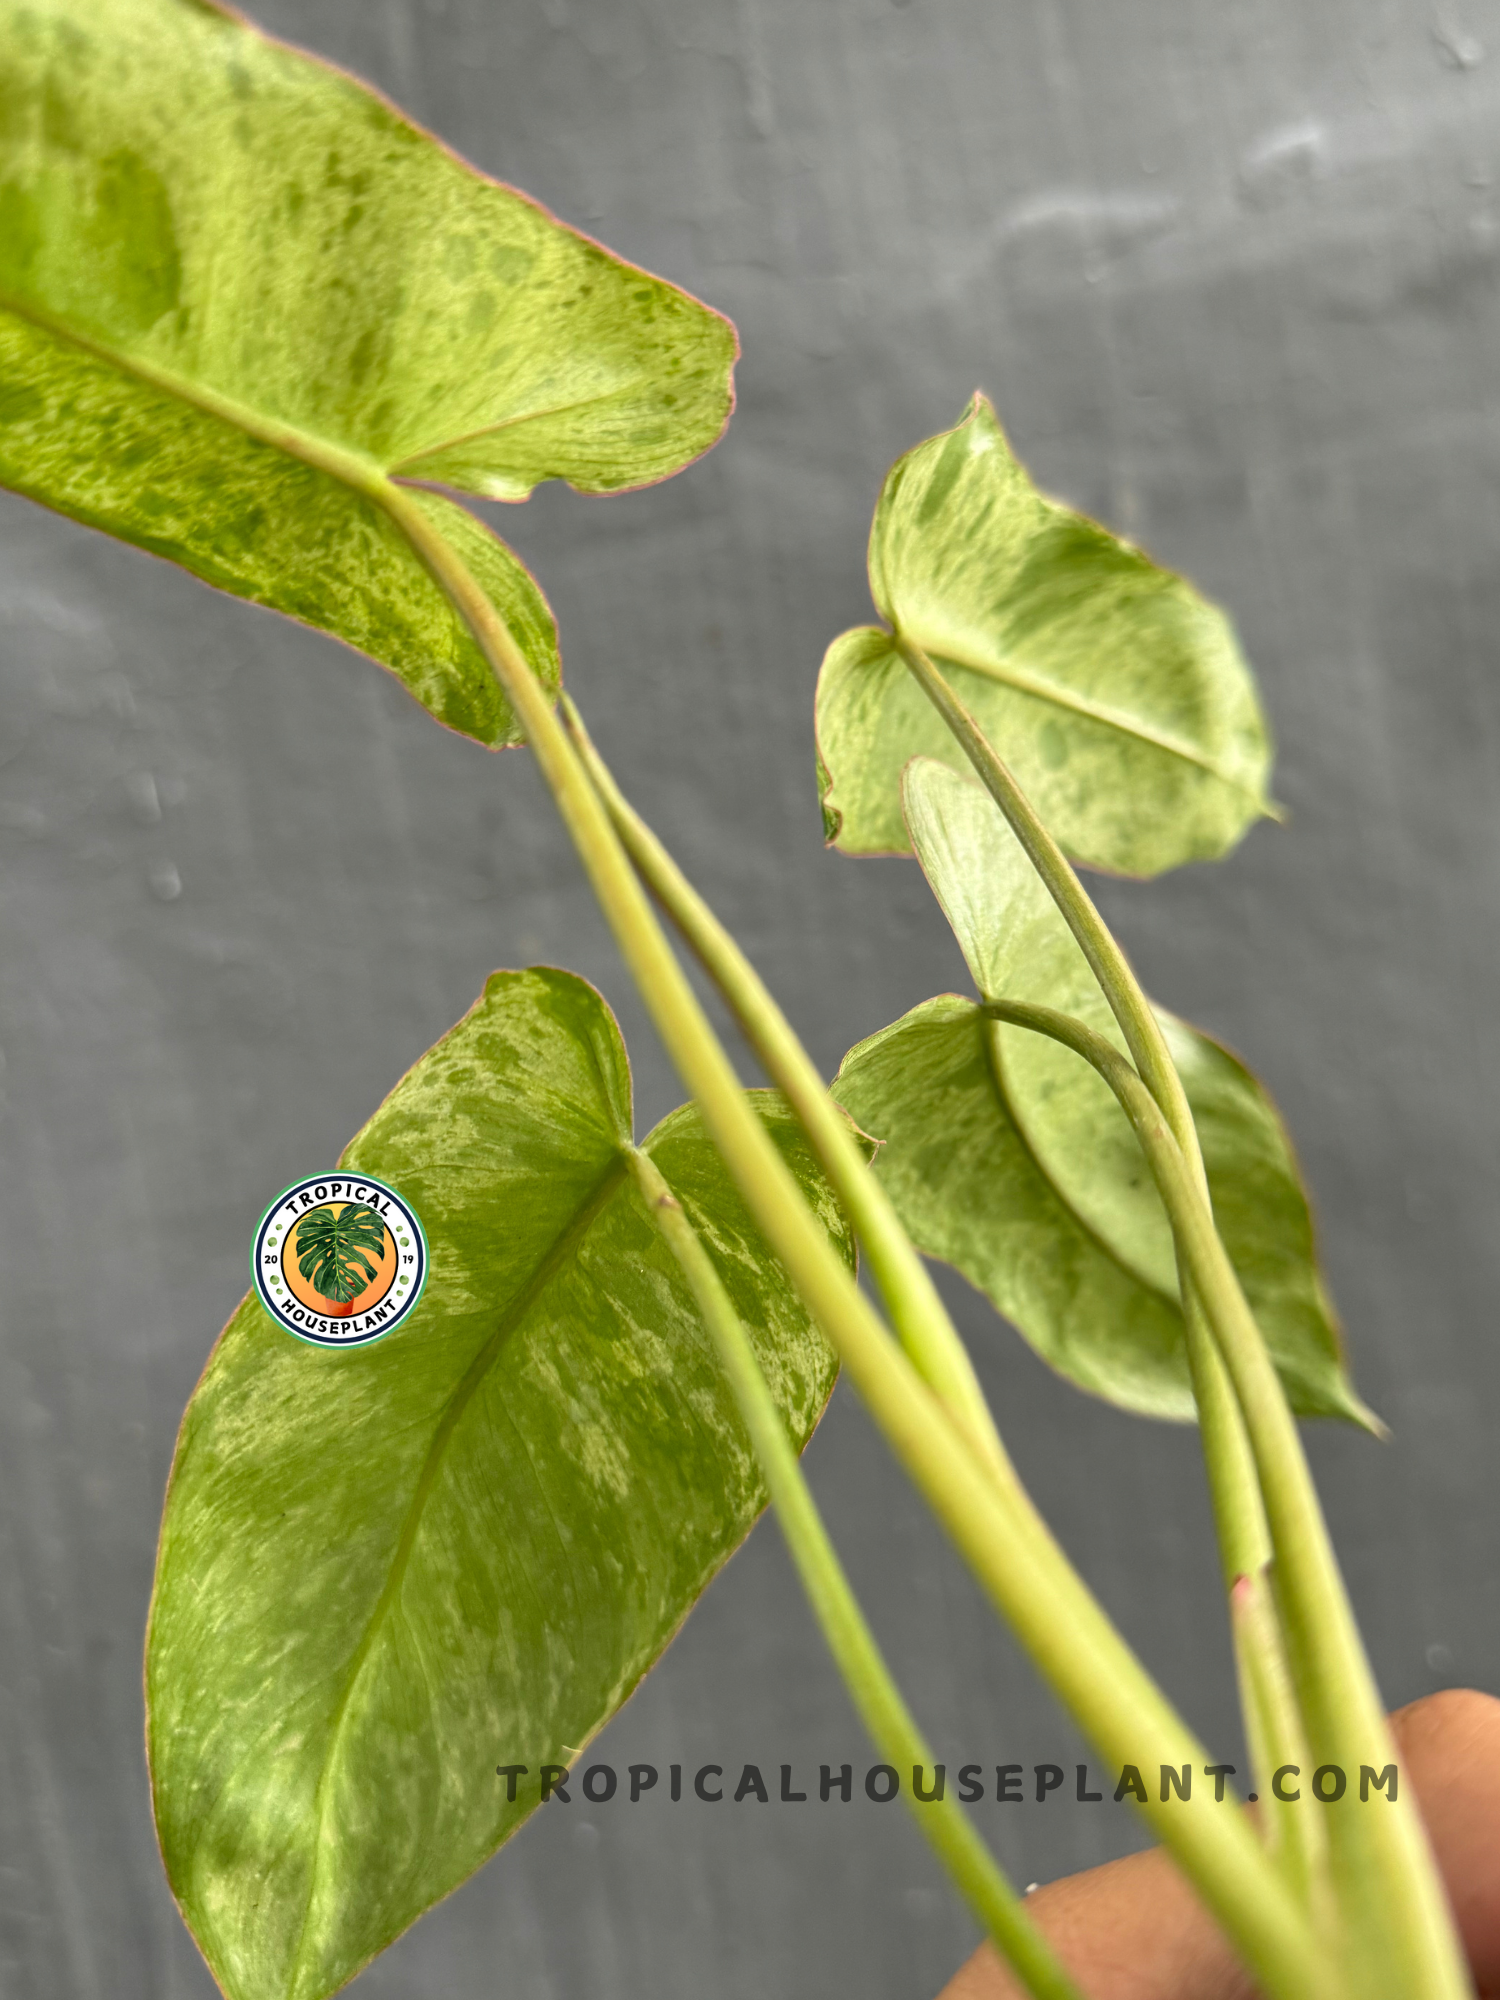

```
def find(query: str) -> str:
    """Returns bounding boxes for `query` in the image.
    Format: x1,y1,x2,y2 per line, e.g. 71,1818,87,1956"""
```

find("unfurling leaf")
147,969,846,2000
0,0,736,745
831,760,1367,1425
815,394,1274,875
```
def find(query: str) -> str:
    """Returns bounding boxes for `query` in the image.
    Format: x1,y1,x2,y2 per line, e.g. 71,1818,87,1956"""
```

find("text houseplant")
0,2,1483,1997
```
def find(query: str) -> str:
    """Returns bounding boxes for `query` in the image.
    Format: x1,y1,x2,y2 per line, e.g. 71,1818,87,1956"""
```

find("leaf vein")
283,1152,628,1998
0,293,388,495
903,623,1262,801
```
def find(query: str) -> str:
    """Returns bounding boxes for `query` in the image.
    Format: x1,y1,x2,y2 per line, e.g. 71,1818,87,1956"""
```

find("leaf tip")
949,390,1006,458
1350,1394,1390,1441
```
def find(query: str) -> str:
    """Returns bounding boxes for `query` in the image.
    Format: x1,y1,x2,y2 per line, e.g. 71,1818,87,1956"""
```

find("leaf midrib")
899,621,1263,802
0,290,637,503
0,291,391,496
389,381,638,479
283,1150,629,2000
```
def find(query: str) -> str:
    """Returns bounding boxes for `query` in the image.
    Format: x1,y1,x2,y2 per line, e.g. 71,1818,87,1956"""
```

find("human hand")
937,1689,1500,2000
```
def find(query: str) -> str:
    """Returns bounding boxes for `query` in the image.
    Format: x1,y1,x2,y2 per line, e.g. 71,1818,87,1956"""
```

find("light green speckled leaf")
147,968,845,2000
833,994,1191,1417
0,0,736,744
831,759,1363,1424
816,395,1274,873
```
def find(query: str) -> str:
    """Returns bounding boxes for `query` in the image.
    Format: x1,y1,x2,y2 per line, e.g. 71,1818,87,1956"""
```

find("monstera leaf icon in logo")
294,1203,388,1318
251,1174,428,1347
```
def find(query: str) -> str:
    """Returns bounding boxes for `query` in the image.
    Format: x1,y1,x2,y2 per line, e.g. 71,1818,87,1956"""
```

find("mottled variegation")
816,395,1273,875
832,762,1363,1425
147,970,846,2000
0,0,736,744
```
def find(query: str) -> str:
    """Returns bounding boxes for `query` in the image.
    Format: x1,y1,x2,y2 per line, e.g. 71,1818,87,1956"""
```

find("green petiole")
898,632,1357,1914
626,1142,1086,2000
981,996,1469,1998
379,486,1327,2000
561,693,1009,1480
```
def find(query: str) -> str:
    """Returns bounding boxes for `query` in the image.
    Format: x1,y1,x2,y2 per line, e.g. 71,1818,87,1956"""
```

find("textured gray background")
2,0,1498,1994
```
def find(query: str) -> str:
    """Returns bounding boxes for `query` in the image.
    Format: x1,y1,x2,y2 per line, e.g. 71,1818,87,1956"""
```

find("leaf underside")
815,394,1274,877
0,0,736,745
831,761,1364,1426
147,968,848,2000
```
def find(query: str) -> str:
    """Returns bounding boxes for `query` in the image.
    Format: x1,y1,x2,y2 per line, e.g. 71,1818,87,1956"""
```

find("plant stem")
987,995,1319,1895
565,673,1321,1907
900,635,1320,1878
897,636,1268,1508
1232,1567,1327,1911
559,703,1333,1988
561,694,1010,1480
983,999,1310,1884
626,1144,1085,2000
982,998,1470,1999
378,482,1326,2000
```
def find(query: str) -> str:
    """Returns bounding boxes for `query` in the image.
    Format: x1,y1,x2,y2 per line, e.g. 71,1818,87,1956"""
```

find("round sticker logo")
251,1174,428,1348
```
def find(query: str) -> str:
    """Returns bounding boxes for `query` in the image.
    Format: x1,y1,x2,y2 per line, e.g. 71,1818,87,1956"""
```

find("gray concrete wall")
2,0,1498,1993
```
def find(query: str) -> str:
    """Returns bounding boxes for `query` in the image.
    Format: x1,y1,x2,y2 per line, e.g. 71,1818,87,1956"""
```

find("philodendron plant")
0,4,1474,1998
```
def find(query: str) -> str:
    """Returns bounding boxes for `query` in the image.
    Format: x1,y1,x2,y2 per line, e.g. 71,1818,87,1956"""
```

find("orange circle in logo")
282,1202,400,1319
254,1175,428,1348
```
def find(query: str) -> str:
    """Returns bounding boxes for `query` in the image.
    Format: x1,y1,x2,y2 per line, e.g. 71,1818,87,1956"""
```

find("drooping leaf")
147,968,847,2000
294,1203,386,1305
0,0,736,745
834,994,1191,1415
831,759,1365,1425
815,394,1274,874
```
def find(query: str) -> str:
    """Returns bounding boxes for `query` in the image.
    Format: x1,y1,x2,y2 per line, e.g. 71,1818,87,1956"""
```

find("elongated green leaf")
147,968,846,2000
831,759,1364,1425
815,394,1274,874
0,0,736,744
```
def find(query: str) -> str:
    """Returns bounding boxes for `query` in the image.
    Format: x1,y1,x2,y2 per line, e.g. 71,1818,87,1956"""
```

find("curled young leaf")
831,760,1366,1426
0,0,736,745
147,969,845,2000
834,994,1191,1416
816,394,1274,874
